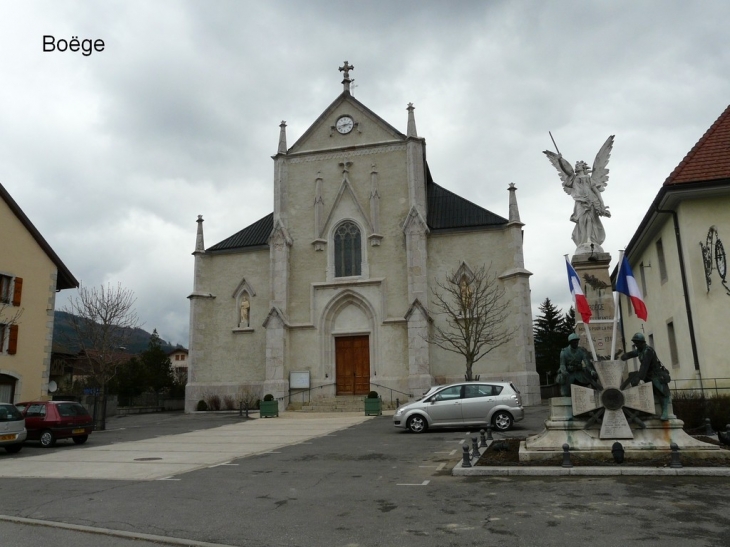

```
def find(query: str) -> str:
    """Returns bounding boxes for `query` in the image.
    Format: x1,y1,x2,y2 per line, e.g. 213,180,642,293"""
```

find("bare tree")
63,283,140,430
429,264,515,381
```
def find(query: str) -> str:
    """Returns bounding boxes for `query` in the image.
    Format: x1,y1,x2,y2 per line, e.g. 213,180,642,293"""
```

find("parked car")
393,381,524,433
0,403,27,453
17,401,94,447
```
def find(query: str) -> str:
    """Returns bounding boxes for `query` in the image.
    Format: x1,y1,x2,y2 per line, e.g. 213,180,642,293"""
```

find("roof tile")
664,104,730,186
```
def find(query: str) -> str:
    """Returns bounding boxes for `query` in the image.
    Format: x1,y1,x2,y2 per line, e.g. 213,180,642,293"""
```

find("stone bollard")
479,429,487,448
396,398,400,408
669,442,682,468
471,437,480,459
462,445,472,468
561,443,573,468
705,418,714,436
486,425,493,441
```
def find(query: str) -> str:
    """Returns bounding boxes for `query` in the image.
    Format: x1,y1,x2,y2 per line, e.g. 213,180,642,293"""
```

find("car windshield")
57,403,89,417
0,405,24,421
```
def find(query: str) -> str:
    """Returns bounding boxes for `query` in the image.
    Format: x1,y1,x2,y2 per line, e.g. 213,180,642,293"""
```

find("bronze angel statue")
544,136,614,254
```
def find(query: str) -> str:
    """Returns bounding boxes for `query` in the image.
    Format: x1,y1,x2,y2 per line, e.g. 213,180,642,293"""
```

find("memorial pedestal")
519,397,730,462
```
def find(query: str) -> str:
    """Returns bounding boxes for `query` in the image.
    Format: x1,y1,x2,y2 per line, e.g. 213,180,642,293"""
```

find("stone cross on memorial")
571,360,655,439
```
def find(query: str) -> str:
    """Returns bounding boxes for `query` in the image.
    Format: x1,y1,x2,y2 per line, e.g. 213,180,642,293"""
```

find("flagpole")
610,249,625,360
582,322,598,361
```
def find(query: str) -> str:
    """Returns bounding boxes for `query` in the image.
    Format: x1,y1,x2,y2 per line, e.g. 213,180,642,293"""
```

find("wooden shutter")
12,277,22,307
8,325,19,355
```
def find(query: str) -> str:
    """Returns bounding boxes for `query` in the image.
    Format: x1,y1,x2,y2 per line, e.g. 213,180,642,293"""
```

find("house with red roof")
617,105,730,390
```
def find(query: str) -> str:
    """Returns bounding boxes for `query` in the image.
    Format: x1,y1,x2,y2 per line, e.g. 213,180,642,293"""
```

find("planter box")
364,397,382,416
259,400,279,418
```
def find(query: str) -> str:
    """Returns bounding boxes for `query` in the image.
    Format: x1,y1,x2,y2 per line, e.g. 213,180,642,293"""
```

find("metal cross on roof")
571,361,655,439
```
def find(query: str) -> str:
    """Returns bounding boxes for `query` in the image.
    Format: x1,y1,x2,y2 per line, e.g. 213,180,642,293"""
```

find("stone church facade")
186,66,539,411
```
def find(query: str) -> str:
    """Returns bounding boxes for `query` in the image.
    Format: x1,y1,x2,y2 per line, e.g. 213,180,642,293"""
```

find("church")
186,64,539,411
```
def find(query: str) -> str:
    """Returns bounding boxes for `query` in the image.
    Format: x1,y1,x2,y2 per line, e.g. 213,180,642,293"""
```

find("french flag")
566,259,592,324
615,256,648,321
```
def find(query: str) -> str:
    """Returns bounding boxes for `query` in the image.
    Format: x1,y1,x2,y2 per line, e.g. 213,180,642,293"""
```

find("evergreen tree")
109,356,146,403
563,306,576,337
533,298,568,384
142,329,175,393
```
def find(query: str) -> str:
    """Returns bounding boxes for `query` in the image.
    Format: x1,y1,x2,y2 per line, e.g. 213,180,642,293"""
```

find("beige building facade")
186,67,538,411
0,182,77,403
618,105,730,392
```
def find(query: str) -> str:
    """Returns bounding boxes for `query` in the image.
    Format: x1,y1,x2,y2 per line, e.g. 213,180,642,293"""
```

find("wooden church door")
335,335,370,395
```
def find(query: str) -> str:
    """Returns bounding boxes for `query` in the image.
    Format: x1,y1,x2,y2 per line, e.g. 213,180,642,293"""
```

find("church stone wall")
427,227,540,404
187,248,269,408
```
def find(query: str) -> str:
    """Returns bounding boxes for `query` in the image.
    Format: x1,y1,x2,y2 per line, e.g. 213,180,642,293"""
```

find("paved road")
1,405,729,547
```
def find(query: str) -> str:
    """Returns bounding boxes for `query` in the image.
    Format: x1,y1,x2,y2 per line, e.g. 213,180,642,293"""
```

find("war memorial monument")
517,136,728,463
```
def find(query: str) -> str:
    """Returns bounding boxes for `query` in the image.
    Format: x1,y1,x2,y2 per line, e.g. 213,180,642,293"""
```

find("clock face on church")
336,115,354,134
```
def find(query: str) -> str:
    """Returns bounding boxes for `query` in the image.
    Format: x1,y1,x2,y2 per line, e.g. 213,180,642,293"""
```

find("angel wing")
591,135,614,192
543,150,575,193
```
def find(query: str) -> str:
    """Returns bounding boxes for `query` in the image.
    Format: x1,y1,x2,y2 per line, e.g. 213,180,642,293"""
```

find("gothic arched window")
334,221,362,277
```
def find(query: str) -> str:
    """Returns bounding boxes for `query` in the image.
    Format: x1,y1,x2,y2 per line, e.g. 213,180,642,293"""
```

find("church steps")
290,396,397,412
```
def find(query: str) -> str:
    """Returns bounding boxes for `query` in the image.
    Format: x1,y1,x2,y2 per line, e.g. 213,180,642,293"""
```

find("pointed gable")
0,181,77,290
287,92,406,155
664,104,730,186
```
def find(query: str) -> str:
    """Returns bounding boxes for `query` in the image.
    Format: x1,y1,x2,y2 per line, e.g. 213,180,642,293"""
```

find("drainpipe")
655,209,702,383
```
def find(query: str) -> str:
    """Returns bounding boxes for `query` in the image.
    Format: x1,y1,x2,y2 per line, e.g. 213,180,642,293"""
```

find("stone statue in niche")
239,294,250,327
543,136,614,254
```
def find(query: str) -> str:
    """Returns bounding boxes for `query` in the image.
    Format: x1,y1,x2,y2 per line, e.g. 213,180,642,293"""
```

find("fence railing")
669,377,730,397
370,382,412,404
277,383,337,405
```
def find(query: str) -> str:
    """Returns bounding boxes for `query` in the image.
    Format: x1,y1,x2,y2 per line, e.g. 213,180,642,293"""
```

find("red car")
17,401,94,447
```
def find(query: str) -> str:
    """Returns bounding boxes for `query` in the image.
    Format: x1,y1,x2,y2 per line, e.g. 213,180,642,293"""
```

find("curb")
452,440,730,476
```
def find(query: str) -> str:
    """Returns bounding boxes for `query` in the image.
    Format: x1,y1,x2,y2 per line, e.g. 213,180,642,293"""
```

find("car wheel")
73,435,88,445
492,411,513,432
407,415,428,434
4,444,22,454
39,430,56,448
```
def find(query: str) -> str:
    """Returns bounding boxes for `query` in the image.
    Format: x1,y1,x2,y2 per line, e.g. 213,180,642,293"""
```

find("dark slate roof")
209,169,506,252
427,169,508,231
207,212,273,252
0,181,78,290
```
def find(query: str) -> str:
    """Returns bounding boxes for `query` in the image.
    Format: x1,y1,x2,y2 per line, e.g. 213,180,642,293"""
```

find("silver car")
0,403,27,453
393,381,524,433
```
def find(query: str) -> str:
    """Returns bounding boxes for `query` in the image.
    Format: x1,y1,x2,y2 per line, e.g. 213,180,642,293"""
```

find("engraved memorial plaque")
600,408,634,439
623,383,655,414
571,384,600,416
594,360,623,390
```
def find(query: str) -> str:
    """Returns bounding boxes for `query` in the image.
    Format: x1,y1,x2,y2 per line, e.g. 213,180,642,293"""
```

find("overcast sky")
2,1,729,347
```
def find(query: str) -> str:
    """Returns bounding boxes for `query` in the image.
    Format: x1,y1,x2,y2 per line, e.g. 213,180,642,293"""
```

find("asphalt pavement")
2,403,730,547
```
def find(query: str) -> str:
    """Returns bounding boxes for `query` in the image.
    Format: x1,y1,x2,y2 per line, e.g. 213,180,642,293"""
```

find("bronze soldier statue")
557,333,598,396
621,332,672,421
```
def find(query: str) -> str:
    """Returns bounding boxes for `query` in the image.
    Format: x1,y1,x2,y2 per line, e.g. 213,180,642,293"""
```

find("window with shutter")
11,277,22,306
0,276,11,304
8,325,18,355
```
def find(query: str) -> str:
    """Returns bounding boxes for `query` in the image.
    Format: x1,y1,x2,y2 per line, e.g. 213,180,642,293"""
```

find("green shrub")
196,400,208,411
367,391,379,399
263,393,274,402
